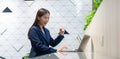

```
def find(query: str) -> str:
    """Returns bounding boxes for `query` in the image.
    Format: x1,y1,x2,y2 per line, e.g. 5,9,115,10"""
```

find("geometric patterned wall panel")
0,0,92,59
3,7,12,13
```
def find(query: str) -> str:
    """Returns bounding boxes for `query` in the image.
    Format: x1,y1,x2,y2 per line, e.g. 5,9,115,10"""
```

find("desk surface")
30,52,119,59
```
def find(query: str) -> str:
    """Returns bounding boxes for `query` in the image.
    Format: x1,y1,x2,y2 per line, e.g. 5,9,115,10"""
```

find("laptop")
61,34,90,52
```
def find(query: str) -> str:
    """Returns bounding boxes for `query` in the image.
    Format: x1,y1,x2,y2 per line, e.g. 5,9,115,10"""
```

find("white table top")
30,52,119,59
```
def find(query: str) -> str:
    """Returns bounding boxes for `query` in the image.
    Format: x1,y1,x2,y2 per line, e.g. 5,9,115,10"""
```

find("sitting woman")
28,8,67,58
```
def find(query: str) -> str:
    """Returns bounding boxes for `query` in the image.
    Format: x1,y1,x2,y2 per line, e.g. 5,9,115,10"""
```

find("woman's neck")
38,24,45,34
38,24,43,29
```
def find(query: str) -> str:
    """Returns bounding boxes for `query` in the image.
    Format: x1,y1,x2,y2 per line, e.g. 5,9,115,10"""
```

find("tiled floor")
0,0,92,59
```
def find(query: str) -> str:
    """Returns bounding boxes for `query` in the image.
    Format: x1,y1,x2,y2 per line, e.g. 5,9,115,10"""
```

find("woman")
28,8,67,58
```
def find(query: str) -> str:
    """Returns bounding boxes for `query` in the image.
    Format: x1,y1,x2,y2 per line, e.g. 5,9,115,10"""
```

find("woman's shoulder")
30,25,39,30
28,26,38,36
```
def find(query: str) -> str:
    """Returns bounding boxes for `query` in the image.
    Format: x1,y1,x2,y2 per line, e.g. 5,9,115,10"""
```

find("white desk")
30,52,119,59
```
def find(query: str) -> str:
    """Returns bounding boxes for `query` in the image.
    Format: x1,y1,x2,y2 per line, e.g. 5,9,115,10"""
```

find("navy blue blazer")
28,25,64,58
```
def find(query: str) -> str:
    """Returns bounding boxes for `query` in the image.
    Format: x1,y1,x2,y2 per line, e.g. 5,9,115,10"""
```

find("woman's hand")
57,45,68,52
57,51,68,56
59,28,65,35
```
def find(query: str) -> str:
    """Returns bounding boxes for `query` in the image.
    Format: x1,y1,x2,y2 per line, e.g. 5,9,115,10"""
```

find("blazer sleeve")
28,28,57,53
49,32,64,47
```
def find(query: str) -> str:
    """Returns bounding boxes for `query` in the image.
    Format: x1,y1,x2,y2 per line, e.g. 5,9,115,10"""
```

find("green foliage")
84,0,103,30
22,53,29,59
84,10,96,30
93,0,103,8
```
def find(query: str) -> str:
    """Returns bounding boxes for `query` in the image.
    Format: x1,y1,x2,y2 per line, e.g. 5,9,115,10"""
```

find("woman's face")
39,13,50,26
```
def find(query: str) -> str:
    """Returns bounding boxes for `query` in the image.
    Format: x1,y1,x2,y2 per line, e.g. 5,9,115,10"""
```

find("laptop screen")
77,34,90,52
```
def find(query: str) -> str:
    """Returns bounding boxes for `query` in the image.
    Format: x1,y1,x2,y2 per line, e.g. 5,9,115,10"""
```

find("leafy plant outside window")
84,0,103,30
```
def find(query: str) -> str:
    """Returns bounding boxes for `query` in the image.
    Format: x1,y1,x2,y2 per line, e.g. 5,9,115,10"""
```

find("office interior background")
0,0,120,59
0,0,92,59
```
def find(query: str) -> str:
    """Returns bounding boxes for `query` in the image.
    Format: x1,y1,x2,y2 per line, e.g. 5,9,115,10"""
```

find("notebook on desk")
61,34,90,52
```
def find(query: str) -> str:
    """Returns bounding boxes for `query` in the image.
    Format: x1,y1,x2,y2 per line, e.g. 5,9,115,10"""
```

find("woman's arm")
49,34,64,47
49,28,65,47
29,28,57,53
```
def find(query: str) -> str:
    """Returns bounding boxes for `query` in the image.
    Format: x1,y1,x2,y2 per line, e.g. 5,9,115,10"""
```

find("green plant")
22,53,29,59
93,0,103,9
84,0,103,30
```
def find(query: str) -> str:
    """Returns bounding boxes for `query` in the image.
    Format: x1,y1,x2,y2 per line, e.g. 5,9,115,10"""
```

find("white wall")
85,0,120,58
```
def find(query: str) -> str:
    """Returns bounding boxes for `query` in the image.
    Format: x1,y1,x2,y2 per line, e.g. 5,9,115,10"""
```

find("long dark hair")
28,8,50,37
32,8,50,26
